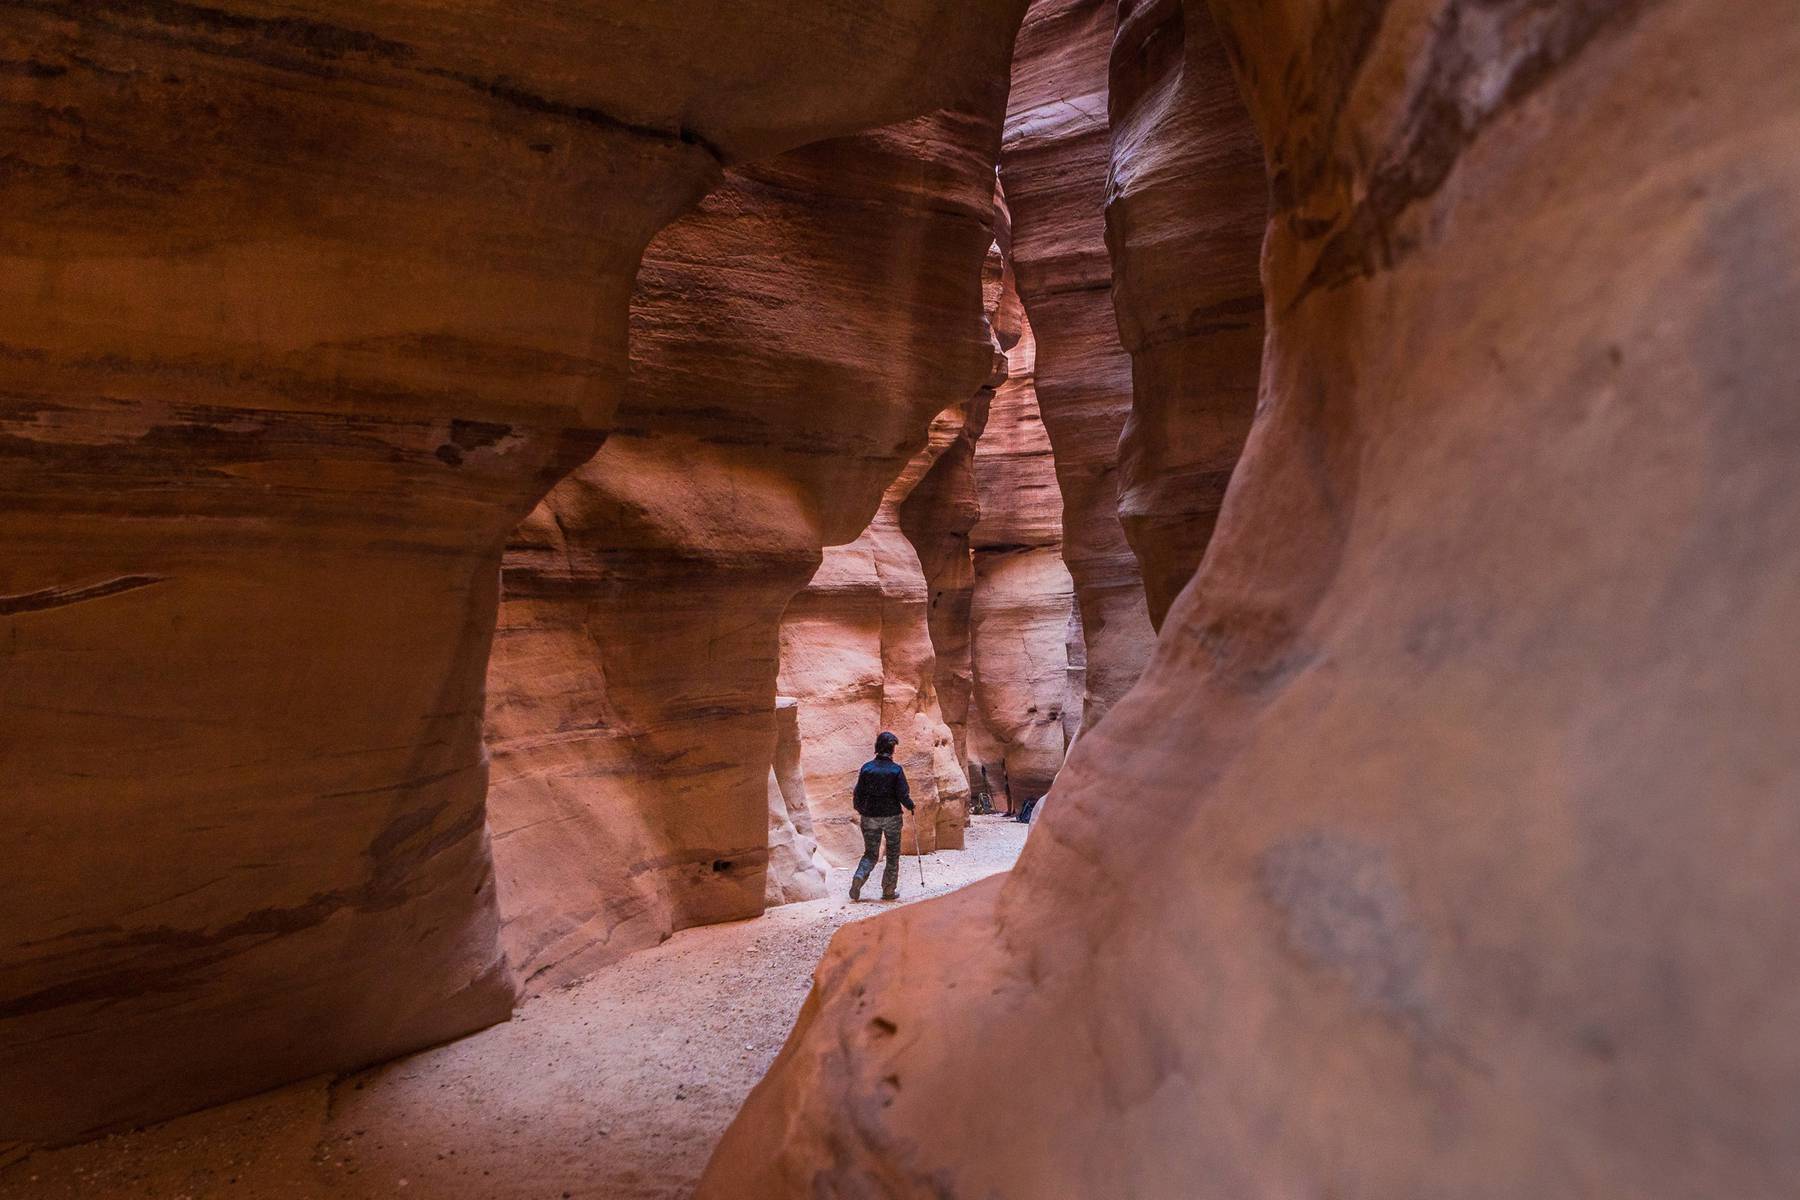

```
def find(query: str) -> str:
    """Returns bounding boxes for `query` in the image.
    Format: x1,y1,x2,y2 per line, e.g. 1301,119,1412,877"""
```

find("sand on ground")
2,816,1028,1200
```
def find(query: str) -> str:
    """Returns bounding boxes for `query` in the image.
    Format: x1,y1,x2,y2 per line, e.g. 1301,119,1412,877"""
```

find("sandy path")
3,817,1027,1200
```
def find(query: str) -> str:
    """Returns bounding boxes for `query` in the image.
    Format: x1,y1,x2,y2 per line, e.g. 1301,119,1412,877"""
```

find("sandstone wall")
1001,0,1155,728
486,98,1005,989
702,0,1800,1195
1106,0,1265,628
896,395,992,775
967,307,1081,811
765,698,831,907
895,236,1020,774
0,0,1025,1143
778,444,973,864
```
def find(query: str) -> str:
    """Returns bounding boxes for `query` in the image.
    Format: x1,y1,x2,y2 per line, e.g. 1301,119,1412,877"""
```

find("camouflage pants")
852,813,904,896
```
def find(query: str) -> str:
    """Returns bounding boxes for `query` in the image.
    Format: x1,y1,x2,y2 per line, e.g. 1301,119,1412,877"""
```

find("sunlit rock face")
778,431,974,864
0,0,1024,1143
485,96,1006,988
702,1,1800,1195
895,235,1020,777
1000,0,1155,729
765,698,831,906
967,305,1081,811
483,460,813,988
1106,0,1264,629
896,395,992,777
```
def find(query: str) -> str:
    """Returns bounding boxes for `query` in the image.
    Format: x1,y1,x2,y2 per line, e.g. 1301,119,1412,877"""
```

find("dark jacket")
853,754,913,818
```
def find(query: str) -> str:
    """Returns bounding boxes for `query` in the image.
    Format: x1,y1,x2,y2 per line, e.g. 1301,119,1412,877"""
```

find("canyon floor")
2,816,1029,1200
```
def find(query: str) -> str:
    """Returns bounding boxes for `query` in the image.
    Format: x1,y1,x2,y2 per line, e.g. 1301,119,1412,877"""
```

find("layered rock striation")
778,433,974,863
1106,0,1265,628
967,304,1081,811
894,235,1020,776
896,395,993,778
485,97,1006,989
703,1,1800,1195
1000,0,1155,728
764,698,831,907
0,0,1025,1143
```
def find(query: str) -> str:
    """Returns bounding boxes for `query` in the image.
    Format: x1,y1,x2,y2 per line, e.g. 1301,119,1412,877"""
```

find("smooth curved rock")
766,698,831,906
1000,0,1156,729
895,234,1019,774
702,1,1800,1195
483,463,811,988
967,306,1081,810
1106,0,1265,628
485,98,1006,988
897,394,992,776
0,0,1025,1143
778,440,973,863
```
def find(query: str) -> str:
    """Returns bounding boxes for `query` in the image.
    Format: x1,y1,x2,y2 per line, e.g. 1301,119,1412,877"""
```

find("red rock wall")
0,0,1025,1143
1001,0,1156,728
765,697,830,906
967,305,1082,810
1106,0,1265,628
486,100,1005,988
896,394,992,775
702,0,1800,1194
778,419,977,863
895,235,1019,774
890,231,1085,817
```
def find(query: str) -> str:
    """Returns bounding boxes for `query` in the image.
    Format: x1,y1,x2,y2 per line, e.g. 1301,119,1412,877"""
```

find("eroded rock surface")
967,306,1081,811
896,395,992,777
1001,0,1155,727
778,446,973,863
1106,0,1265,628
765,698,831,907
0,0,1024,1143
485,99,1005,988
895,235,1020,776
702,1,1800,1195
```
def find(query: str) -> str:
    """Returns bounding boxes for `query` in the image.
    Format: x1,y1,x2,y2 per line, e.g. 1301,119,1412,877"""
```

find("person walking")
849,730,913,901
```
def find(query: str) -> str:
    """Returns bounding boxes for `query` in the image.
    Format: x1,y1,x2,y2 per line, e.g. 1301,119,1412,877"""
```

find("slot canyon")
2,0,1795,1197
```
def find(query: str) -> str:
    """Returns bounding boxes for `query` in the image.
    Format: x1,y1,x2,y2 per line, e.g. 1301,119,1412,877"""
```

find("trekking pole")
915,811,926,890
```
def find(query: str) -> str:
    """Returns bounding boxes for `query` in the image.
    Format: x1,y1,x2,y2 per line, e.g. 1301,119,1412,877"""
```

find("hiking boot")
881,890,898,901
849,874,865,901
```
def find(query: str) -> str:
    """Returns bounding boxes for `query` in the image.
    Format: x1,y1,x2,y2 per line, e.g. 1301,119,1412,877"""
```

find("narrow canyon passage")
5,0,1797,1197
0,820,1027,1200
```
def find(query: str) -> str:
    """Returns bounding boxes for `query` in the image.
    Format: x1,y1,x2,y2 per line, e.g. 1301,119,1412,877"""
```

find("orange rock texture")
1106,0,1264,628
485,98,1007,988
896,395,993,778
702,1,1800,1195
777,458,973,862
765,698,831,907
777,207,1089,843
967,303,1082,811
1000,0,1155,728
894,235,1020,780
0,0,1025,1143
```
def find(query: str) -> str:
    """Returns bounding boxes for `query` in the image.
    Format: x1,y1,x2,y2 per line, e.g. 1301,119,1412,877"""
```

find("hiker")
849,730,914,901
